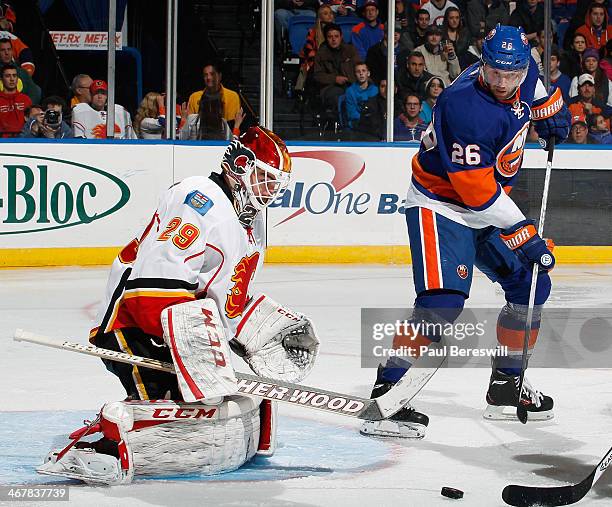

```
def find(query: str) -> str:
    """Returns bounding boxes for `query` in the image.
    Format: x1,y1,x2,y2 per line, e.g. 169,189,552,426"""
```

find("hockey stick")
502,444,612,506
516,139,555,424
14,329,434,422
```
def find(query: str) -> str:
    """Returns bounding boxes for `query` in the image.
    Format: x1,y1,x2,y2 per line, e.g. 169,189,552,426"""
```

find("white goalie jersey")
90,173,265,345
72,102,137,139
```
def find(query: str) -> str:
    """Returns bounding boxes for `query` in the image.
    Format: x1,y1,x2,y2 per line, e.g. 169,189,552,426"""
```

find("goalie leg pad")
233,293,320,382
38,397,264,484
161,299,237,402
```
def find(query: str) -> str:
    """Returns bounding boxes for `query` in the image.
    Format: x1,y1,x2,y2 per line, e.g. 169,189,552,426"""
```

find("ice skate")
484,369,554,421
360,366,429,439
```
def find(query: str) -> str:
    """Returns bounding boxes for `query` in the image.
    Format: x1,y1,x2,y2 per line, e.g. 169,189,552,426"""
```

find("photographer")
21,95,72,139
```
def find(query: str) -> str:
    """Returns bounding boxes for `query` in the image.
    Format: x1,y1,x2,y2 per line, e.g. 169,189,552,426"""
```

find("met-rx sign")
0,154,130,235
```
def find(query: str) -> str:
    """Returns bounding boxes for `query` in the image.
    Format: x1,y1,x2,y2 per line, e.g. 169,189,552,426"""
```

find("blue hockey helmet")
481,24,530,71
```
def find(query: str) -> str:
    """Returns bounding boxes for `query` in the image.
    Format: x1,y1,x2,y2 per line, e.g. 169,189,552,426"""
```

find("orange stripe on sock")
497,324,539,351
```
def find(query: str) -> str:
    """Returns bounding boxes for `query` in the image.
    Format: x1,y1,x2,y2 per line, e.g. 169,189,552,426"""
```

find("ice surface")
1,265,611,506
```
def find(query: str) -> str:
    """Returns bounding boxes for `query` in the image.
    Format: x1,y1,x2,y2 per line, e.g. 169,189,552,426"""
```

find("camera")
44,109,61,128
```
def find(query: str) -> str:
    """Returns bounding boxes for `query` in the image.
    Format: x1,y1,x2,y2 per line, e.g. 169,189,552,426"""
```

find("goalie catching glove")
232,293,320,383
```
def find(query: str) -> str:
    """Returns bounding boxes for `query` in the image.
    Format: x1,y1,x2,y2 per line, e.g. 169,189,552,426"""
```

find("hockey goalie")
38,126,320,485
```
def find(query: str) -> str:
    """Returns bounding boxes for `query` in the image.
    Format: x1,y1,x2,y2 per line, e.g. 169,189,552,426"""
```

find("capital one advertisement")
267,145,418,247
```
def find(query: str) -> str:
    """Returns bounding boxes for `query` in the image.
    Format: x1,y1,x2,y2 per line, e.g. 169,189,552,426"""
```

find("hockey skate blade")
483,404,554,421
359,419,426,439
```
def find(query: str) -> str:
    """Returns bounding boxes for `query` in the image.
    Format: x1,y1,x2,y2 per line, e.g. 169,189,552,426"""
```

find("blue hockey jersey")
405,57,563,230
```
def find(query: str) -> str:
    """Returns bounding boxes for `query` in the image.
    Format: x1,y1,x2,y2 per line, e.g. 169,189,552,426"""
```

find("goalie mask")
221,126,292,228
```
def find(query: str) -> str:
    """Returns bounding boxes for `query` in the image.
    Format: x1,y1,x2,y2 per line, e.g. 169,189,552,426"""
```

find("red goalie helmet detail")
239,125,292,176
221,126,292,226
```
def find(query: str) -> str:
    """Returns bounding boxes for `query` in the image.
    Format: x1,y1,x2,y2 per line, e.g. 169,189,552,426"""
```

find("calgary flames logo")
222,139,255,176
92,123,121,139
225,252,260,319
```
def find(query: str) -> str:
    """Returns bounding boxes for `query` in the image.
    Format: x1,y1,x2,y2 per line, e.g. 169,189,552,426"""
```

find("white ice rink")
1,264,612,506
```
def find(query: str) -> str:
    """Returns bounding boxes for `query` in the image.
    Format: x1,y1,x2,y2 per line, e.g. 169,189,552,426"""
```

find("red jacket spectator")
575,3,612,49
0,63,30,136
0,90,30,136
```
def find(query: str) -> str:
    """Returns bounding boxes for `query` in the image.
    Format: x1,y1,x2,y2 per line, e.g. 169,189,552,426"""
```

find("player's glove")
500,220,555,271
532,89,571,150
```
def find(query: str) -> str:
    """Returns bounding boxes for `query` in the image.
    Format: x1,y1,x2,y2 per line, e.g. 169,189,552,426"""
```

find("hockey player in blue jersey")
361,25,571,439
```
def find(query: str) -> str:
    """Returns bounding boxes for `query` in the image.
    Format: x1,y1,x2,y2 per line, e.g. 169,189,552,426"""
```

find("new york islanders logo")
457,265,469,280
225,252,260,319
496,122,529,177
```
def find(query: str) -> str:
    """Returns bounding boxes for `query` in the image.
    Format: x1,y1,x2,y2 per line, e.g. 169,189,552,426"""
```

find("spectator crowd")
1,0,612,145
278,0,612,144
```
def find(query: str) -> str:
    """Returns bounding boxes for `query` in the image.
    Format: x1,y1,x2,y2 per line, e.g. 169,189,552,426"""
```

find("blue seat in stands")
335,16,361,44
287,15,315,56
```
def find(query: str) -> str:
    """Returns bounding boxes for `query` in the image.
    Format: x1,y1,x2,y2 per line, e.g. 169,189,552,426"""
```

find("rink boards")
0,139,610,267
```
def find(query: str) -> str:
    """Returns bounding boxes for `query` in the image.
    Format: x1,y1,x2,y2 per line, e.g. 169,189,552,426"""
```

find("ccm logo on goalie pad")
151,407,217,419
201,308,226,367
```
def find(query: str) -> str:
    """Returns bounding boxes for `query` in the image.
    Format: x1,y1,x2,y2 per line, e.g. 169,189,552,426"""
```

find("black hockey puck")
441,487,464,499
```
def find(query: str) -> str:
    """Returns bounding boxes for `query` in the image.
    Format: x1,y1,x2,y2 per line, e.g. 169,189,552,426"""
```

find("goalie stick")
14,329,439,422
502,444,612,506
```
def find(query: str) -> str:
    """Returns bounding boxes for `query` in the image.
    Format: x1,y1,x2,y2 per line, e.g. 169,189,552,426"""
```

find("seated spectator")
351,1,384,62
568,114,598,143
442,7,470,58
355,78,389,140
531,29,546,76
319,1,357,17
181,94,245,140
509,0,544,46
575,2,612,49
550,45,572,102
344,62,378,128
409,9,431,48
21,95,72,139
0,63,30,137
396,50,434,99
298,4,335,90
419,76,444,124
395,0,415,50
134,92,185,139
568,73,612,123
465,0,509,39
460,31,484,69
415,25,460,86
70,74,93,108
274,0,317,47
0,38,39,103
587,112,612,142
599,39,612,79
72,79,137,139
394,93,427,142
187,63,241,123
561,32,587,78
421,0,458,27
0,4,34,76
569,48,612,106
366,26,405,83
314,23,359,113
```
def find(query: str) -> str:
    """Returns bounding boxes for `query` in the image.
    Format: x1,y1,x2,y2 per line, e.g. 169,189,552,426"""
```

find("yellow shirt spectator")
187,84,240,120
